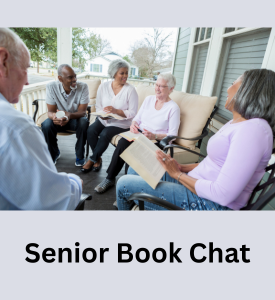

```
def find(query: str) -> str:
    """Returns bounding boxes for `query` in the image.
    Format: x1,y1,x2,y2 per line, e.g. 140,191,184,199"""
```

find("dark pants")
107,139,161,180
87,118,129,163
41,117,89,161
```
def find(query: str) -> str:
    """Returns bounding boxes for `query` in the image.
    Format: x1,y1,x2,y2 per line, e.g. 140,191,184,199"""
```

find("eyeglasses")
155,83,168,89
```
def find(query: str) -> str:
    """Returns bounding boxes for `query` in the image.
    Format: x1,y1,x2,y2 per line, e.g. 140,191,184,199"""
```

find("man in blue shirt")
0,28,82,210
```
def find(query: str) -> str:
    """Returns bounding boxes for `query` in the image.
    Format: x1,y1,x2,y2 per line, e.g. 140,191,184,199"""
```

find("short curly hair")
108,59,130,78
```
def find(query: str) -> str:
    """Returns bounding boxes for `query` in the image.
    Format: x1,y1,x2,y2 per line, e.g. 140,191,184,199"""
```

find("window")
195,28,212,42
90,64,102,72
224,28,245,34
130,68,136,76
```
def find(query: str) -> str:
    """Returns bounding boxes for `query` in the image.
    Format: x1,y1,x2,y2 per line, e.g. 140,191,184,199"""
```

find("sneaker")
75,157,86,167
94,178,115,194
54,150,61,165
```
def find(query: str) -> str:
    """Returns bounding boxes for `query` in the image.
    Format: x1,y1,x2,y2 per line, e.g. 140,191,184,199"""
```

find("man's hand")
130,122,140,134
58,110,71,127
103,106,117,114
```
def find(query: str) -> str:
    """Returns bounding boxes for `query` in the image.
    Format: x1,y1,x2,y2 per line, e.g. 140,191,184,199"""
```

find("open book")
91,111,126,120
119,131,157,143
120,134,165,189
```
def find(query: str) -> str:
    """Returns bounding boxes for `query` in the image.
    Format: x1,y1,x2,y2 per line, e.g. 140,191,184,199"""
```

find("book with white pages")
119,131,157,143
91,111,126,120
120,134,165,189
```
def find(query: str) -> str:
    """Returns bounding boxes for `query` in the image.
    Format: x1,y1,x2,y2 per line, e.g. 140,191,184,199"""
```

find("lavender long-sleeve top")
188,118,273,210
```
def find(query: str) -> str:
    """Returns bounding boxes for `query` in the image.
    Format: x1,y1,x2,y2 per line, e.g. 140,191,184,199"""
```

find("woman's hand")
103,106,117,114
143,129,154,140
130,122,140,134
156,150,182,179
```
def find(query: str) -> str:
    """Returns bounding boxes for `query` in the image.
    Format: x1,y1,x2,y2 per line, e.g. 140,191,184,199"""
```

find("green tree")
10,28,57,73
122,55,132,63
10,27,112,72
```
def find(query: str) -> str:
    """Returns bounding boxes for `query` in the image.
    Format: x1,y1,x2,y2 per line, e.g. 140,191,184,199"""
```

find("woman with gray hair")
117,69,275,210
94,72,180,193
81,59,138,173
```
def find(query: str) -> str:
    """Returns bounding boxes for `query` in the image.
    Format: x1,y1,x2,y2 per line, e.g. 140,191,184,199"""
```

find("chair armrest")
163,144,206,159
159,129,209,150
75,193,92,210
242,185,275,210
128,193,184,211
32,99,46,122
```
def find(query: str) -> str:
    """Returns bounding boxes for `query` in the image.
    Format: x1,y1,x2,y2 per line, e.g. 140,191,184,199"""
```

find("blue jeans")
116,167,232,211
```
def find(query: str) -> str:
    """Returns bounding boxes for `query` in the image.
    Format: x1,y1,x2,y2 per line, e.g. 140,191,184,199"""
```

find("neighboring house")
85,51,139,77
172,27,275,209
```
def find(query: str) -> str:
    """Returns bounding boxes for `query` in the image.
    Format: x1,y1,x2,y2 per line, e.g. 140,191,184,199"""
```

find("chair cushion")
135,85,217,149
78,79,101,105
37,112,48,127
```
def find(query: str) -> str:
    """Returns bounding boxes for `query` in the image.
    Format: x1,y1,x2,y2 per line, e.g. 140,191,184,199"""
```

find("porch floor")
56,135,125,210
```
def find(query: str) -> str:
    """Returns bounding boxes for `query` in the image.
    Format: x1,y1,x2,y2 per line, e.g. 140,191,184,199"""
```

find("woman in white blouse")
81,59,138,174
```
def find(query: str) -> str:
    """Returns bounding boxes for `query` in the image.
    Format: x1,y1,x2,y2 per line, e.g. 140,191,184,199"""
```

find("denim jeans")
116,167,232,211
41,117,89,161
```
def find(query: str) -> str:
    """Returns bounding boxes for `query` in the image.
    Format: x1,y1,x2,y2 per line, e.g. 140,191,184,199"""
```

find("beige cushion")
135,85,217,149
167,145,200,164
78,79,101,105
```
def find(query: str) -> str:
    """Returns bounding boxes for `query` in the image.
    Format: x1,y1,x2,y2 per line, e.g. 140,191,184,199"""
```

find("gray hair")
0,27,29,66
158,73,176,89
108,59,129,78
233,69,275,132
58,64,73,76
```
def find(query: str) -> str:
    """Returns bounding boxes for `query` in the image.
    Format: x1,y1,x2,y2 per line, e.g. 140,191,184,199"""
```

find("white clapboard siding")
173,28,191,91
188,43,209,95
217,29,271,120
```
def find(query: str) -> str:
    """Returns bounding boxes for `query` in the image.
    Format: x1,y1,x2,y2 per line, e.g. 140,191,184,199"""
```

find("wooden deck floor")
56,135,125,210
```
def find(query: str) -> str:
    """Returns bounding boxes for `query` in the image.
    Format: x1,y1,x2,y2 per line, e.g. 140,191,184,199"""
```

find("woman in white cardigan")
81,59,138,173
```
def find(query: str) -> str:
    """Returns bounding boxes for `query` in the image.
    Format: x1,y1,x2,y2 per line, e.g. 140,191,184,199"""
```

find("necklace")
231,116,245,124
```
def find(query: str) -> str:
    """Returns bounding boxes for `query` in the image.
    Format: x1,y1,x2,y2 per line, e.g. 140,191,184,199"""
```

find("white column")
57,28,72,67
181,28,196,92
261,28,275,72
200,28,225,96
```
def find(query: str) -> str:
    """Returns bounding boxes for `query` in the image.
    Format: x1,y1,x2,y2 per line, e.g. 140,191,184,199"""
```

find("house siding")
173,28,191,91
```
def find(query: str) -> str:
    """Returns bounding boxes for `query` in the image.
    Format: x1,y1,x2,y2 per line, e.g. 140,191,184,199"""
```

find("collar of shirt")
59,82,75,99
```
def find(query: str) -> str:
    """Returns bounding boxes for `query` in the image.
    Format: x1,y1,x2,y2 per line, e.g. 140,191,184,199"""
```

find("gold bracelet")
177,172,183,183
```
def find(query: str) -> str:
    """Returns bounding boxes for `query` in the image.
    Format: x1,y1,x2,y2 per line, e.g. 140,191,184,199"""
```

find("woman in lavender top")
117,69,275,210
94,73,180,194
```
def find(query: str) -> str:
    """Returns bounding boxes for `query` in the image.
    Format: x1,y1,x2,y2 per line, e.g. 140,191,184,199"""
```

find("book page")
91,111,126,120
119,131,141,141
120,134,165,189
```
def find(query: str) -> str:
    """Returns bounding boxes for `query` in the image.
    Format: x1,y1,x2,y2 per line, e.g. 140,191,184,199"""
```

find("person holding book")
81,59,138,174
116,69,275,211
94,73,181,193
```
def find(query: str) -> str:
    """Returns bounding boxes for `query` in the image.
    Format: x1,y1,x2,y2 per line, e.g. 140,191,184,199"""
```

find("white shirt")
0,93,82,210
96,81,138,129
133,95,180,136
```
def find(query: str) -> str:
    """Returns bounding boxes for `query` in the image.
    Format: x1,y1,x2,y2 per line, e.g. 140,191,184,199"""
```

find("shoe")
81,160,94,173
54,150,61,165
94,178,115,194
92,158,102,172
75,157,86,167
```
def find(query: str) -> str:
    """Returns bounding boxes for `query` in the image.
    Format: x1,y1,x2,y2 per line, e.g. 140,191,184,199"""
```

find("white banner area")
0,211,274,300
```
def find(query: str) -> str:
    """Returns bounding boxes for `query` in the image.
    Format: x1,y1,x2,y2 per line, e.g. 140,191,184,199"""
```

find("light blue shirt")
0,93,82,210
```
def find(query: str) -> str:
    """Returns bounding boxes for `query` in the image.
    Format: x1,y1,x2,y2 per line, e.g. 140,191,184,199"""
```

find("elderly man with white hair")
0,28,82,210
95,72,181,194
